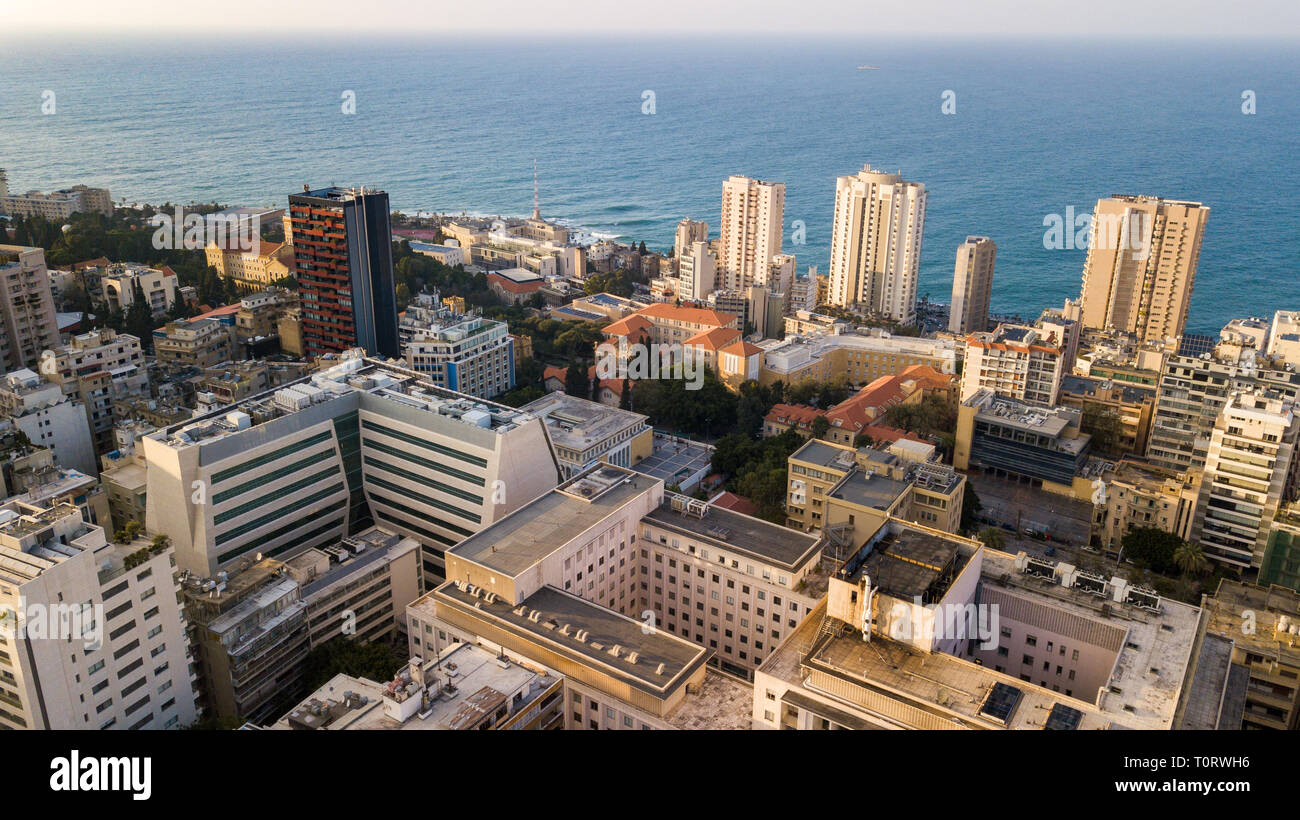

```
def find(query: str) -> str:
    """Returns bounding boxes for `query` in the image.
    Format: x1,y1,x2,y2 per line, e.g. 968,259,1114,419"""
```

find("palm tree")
1173,540,1210,576
977,527,1006,551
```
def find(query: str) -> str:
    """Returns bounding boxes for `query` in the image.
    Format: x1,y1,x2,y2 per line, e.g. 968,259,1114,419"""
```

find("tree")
565,360,590,399
852,432,873,448
1120,527,1183,575
810,416,830,440
619,379,632,409
301,637,406,692
977,527,1006,551
1173,540,1210,576
1081,404,1124,456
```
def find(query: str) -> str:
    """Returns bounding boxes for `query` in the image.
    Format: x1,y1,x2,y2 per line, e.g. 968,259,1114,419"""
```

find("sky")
10,0,1300,38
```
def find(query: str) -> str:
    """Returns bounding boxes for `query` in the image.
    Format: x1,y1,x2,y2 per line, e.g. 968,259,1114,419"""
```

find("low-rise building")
1058,374,1157,458
205,240,294,291
1091,459,1200,558
954,388,1091,493
0,184,112,219
153,318,235,370
521,392,652,479
266,640,563,730
182,526,420,724
93,262,179,317
0,368,96,476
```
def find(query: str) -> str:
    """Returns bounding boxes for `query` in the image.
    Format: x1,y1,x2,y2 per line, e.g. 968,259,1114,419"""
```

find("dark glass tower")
288,186,399,359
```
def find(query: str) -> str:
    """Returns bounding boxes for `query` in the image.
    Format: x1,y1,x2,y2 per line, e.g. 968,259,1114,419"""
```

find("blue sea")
2,34,1297,333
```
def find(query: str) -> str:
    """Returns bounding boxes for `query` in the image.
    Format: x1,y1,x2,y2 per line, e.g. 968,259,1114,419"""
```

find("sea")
1,33,1297,333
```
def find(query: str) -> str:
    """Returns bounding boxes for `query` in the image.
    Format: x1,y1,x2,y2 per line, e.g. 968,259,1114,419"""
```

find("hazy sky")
11,0,1300,37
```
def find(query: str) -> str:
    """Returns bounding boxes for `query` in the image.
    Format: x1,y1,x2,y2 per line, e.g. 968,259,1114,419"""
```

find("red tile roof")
636,302,737,327
684,326,742,352
709,491,760,516
824,375,909,432
764,403,826,428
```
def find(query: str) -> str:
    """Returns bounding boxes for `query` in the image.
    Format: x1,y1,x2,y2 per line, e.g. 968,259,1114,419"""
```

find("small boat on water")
857,65,879,70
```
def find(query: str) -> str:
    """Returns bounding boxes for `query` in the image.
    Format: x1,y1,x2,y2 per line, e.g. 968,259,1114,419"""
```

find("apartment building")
1091,459,1200,557
826,165,927,324
0,184,112,220
46,328,147,456
673,218,709,263
1201,579,1300,730
0,439,110,528
153,318,235,370
183,527,419,723
521,392,652,479
949,236,996,335
718,176,784,292
1262,505,1300,592
0,245,61,373
1267,310,1300,365
95,262,179,317
206,240,295,291
0,500,197,730
961,324,1066,406
1146,334,1300,471
1058,375,1157,458
1190,393,1300,571
142,353,561,586
234,287,298,343
677,240,716,303
0,369,97,476
192,360,311,415
399,293,515,399
1078,195,1209,344
755,520,1203,729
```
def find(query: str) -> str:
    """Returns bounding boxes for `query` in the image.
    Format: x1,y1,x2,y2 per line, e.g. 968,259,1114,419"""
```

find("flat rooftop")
448,465,658,579
149,355,537,449
791,440,857,472
270,641,560,731
634,433,713,487
980,549,1202,728
827,470,907,512
761,600,1120,730
845,527,964,601
662,670,755,730
643,493,822,571
522,392,648,456
1203,579,1300,667
435,582,708,698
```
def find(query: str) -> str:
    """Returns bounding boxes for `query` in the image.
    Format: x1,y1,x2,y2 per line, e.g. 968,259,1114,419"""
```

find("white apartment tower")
0,499,198,729
949,236,996,335
718,176,784,293
826,165,927,325
673,218,708,263
0,245,61,373
1191,392,1300,571
677,241,717,303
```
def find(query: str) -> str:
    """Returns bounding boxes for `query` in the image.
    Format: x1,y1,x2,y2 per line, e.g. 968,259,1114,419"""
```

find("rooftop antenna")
532,156,540,221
